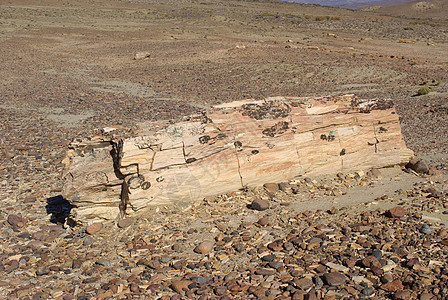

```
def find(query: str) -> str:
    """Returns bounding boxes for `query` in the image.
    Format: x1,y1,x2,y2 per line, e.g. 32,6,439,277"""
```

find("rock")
118,217,133,228
325,262,349,273
267,240,283,251
269,261,283,269
255,268,276,276
138,258,161,270
192,276,213,286
419,292,436,300
7,214,25,228
406,158,429,174
322,272,346,286
86,223,103,235
95,259,111,266
130,283,140,293
305,291,319,300
371,265,384,276
257,215,270,226
419,224,433,234
171,280,192,293
262,254,276,262
372,249,383,260
172,260,186,270
294,277,313,290
386,207,406,218
224,272,238,282
381,280,404,292
215,286,227,295
251,199,270,211
367,168,382,179
72,259,83,269
36,266,50,276
361,287,375,297
362,256,382,268
394,290,413,300
381,273,394,284
83,236,94,246
233,242,246,252
264,183,279,194
134,51,151,60
194,241,214,254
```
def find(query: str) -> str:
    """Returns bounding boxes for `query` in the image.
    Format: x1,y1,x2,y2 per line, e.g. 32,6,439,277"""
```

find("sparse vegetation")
313,15,339,21
417,87,433,95
258,12,276,17
432,79,441,86
410,20,440,27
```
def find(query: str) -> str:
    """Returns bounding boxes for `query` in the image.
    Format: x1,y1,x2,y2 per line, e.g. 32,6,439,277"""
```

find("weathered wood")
62,95,414,225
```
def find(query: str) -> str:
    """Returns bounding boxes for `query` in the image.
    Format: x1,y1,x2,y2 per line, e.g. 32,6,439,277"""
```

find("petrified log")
62,95,413,225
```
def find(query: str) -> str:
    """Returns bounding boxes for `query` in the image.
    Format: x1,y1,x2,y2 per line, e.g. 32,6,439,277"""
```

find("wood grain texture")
61,95,414,225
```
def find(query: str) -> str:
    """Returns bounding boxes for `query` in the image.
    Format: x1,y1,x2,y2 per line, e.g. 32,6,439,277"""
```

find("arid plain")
1,0,448,299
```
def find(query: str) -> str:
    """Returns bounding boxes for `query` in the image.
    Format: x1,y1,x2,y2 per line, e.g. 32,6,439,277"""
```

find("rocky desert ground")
1,0,448,299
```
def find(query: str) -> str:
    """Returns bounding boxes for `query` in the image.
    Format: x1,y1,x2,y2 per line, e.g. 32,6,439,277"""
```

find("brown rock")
386,207,406,218
130,283,140,293
367,168,382,179
257,215,270,226
371,265,384,276
134,51,150,60
117,217,133,228
72,259,83,269
382,280,404,292
381,273,394,283
255,268,276,276
7,214,25,228
264,183,279,193
251,199,270,211
171,280,192,293
394,290,413,300
406,158,429,174
36,266,50,276
194,241,214,254
323,272,346,286
86,223,103,235
292,291,306,300
305,292,319,300
294,277,313,290
267,240,283,251
419,292,436,300
362,256,382,268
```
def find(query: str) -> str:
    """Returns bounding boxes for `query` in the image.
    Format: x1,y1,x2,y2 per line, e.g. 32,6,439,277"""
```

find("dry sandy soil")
0,0,448,299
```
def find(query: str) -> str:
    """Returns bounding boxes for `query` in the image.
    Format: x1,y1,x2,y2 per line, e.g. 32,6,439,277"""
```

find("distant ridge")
376,0,448,20
283,0,416,9
340,0,418,9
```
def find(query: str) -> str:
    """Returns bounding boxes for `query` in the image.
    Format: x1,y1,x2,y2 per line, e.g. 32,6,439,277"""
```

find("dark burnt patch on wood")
241,101,291,120
262,121,289,137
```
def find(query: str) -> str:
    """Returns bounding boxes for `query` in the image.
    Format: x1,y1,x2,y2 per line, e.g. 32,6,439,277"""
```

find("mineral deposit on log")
62,95,414,224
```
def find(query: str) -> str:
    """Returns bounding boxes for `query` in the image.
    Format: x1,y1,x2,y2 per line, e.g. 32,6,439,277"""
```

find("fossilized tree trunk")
62,95,413,225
